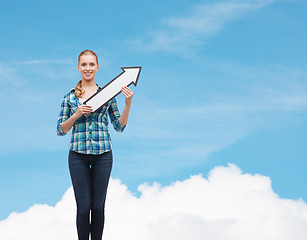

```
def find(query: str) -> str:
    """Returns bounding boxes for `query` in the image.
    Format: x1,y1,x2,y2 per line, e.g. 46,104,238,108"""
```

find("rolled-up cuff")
113,120,126,132
57,123,67,136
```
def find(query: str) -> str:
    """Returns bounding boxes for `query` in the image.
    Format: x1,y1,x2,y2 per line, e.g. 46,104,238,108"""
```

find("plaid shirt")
57,87,126,155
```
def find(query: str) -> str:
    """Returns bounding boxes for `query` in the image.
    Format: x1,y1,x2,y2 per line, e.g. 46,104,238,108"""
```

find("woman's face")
78,54,99,81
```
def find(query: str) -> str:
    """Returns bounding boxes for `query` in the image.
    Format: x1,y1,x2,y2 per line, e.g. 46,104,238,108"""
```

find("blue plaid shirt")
57,87,126,155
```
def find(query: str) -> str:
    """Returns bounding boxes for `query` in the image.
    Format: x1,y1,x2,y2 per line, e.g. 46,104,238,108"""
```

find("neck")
81,79,96,88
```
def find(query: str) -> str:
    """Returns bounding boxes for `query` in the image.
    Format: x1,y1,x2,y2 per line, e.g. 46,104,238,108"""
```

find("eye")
81,63,86,67
90,63,95,67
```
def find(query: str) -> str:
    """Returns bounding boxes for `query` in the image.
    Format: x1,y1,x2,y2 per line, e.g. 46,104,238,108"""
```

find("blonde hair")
75,50,99,98
74,80,84,98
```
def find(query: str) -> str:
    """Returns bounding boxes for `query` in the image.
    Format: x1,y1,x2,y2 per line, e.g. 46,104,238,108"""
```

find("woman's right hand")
61,104,93,134
74,105,93,119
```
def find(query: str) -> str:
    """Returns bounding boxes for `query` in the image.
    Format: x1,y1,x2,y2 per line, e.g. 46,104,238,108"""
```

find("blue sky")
0,0,306,221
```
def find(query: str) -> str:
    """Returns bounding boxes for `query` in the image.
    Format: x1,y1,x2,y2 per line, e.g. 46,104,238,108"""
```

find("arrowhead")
121,67,142,86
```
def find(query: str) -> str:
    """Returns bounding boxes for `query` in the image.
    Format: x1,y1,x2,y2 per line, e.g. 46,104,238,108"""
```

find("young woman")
57,49,133,240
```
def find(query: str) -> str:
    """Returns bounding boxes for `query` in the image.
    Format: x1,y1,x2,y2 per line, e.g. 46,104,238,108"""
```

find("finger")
122,91,129,98
122,87,134,96
83,106,93,110
81,107,93,111
121,88,129,96
122,85,131,91
126,89,134,97
123,86,133,94
81,105,93,108
81,107,92,111
121,86,128,91
82,110,93,114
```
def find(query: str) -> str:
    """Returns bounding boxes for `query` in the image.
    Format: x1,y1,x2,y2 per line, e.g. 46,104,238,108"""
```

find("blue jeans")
68,150,113,240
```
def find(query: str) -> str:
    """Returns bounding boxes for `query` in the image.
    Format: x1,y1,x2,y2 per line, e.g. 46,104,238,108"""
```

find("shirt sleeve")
57,95,70,136
108,98,126,132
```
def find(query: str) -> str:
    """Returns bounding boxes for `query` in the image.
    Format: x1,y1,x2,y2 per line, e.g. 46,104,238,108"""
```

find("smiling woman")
56,49,134,240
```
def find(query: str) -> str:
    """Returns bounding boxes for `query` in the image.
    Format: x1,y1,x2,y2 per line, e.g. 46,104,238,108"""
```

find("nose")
86,64,90,70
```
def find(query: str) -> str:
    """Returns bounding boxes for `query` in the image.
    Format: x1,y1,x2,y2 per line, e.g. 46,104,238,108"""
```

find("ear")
96,64,99,71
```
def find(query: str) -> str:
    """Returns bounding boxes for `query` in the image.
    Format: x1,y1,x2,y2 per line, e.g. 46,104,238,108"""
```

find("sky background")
0,0,306,229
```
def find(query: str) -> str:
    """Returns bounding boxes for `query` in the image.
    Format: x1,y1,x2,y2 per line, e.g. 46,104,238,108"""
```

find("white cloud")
132,0,275,54
0,62,26,87
1,164,306,240
17,58,74,65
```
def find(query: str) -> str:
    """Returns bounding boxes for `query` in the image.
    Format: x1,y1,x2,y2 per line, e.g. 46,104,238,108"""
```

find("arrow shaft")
87,78,128,110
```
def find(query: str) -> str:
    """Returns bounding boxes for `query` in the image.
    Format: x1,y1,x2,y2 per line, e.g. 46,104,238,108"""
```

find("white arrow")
84,66,142,112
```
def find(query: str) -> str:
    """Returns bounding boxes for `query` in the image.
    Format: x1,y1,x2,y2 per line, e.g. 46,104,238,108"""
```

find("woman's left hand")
121,86,134,106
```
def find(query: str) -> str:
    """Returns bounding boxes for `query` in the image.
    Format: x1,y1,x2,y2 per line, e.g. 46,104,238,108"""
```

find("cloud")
131,0,275,55
0,62,25,87
17,58,74,65
1,164,307,240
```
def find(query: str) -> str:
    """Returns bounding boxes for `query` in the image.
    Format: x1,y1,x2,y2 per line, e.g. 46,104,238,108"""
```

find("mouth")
84,72,92,77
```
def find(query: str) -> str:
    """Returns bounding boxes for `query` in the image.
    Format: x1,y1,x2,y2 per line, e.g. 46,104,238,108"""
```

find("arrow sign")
84,66,142,112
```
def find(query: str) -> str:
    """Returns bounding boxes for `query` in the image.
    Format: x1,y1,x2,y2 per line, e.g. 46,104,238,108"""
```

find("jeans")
68,150,113,240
